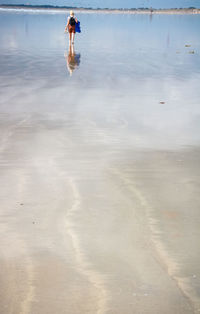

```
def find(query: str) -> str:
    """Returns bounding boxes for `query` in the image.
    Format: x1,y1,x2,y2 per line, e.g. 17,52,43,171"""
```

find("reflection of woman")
64,45,81,76
65,11,78,45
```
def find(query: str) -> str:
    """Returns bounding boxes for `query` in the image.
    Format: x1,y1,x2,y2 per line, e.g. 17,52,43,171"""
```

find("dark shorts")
68,25,76,34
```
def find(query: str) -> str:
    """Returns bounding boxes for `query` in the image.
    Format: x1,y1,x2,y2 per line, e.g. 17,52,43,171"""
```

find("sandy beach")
0,9,200,314
0,113,200,314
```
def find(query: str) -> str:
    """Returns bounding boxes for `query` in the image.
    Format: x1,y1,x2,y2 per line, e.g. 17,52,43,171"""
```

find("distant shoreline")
0,5,200,14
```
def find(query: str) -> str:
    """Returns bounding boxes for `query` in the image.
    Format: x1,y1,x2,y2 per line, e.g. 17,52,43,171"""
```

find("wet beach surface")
0,11,200,314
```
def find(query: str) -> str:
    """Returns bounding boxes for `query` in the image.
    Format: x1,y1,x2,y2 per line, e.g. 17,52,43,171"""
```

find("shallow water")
1,12,200,149
0,11,200,314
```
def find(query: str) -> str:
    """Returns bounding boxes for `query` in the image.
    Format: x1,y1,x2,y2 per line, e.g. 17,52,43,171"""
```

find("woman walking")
65,11,78,45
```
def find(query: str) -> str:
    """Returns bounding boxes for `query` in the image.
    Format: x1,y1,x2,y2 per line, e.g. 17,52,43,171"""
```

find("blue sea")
1,0,200,9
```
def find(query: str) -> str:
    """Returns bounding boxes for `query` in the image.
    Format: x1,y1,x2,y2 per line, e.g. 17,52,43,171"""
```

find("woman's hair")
70,10,74,16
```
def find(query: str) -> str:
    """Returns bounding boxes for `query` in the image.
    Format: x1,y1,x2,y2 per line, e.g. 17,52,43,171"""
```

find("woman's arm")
65,17,69,32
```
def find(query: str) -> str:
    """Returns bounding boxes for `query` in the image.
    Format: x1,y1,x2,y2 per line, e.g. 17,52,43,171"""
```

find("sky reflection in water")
0,11,200,150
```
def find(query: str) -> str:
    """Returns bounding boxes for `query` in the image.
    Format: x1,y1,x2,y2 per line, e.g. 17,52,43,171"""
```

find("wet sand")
0,9,200,314
0,113,200,314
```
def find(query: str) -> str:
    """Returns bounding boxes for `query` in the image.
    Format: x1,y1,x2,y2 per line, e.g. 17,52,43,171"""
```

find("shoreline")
0,5,200,14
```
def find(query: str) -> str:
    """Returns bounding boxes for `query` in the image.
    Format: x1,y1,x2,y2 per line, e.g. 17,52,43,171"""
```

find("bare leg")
69,32,72,44
72,33,75,44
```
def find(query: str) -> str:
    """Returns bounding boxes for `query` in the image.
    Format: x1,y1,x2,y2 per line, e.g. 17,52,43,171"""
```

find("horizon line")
0,4,199,10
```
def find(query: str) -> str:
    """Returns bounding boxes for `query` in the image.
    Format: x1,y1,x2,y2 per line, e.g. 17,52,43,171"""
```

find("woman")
65,11,78,45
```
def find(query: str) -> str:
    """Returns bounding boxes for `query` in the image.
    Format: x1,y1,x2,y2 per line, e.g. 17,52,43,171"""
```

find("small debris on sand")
159,101,165,104
185,44,191,47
